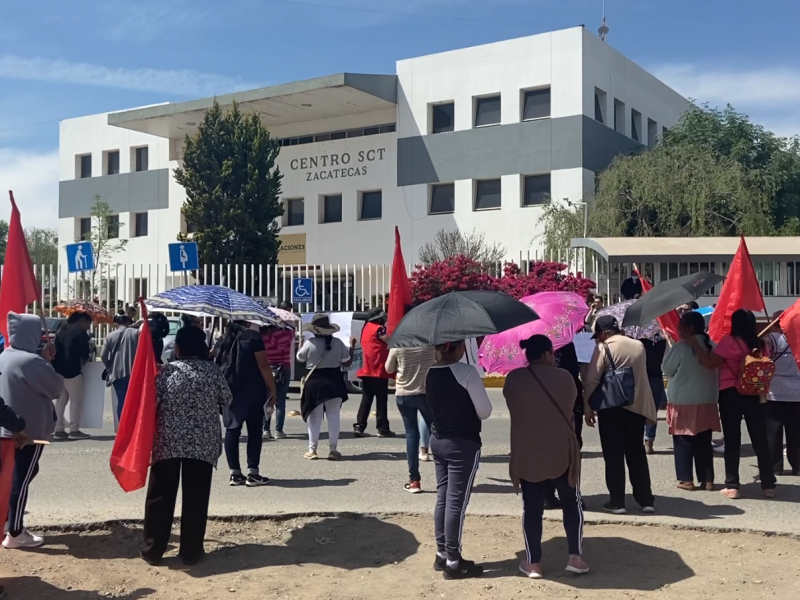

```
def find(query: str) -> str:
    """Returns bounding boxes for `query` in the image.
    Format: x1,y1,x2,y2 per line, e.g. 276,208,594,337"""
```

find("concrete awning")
571,237,800,262
108,73,398,139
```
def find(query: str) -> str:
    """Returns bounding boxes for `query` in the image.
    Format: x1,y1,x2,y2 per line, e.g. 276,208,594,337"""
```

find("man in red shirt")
355,308,395,437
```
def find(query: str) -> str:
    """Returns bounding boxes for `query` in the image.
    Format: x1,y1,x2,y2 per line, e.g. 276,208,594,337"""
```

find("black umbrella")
388,290,539,348
621,272,725,328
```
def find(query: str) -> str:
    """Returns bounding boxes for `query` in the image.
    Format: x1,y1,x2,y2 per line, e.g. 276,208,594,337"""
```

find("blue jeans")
644,374,667,441
396,394,433,482
112,377,130,421
419,414,431,449
264,380,290,433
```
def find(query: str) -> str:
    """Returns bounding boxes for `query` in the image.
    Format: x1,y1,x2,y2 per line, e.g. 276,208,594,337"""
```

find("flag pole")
758,317,781,338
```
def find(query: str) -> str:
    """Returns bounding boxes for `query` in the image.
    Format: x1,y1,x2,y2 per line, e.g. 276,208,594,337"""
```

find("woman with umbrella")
426,340,492,580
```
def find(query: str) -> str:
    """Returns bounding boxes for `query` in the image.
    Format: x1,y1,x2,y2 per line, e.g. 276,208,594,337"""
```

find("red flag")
0,192,40,342
634,266,681,341
110,299,157,492
779,300,800,371
387,227,412,336
708,237,766,342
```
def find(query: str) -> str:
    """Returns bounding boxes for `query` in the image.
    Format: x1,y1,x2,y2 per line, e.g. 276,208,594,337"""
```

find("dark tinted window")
475,179,501,210
594,94,604,123
475,96,501,127
430,184,455,214
523,88,551,120
135,212,148,237
523,174,551,206
360,191,382,220
135,147,148,171
80,155,92,178
107,215,120,239
107,151,120,175
79,218,91,240
287,199,304,226
323,195,342,223
432,103,454,134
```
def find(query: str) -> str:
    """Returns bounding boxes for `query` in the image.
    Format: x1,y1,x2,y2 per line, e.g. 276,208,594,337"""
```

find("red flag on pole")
708,237,766,342
779,300,800,371
633,265,681,341
0,192,40,342
110,299,157,492
387,226,412,336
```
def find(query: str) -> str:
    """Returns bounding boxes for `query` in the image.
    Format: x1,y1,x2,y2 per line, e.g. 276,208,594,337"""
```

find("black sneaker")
246,474,270,487
443,558,483,580
229,474,246,487
434,555,446,572
377,430,397,438
353,425,366,438
180,551,206,566
603,501,626,515
53,431,69,441
140,551,162,566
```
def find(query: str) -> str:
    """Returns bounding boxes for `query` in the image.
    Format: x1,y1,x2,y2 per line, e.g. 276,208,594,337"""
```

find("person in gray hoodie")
0,312,64,549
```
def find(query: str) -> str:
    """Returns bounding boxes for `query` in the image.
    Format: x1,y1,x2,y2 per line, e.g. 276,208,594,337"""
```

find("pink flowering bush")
410,255,595,302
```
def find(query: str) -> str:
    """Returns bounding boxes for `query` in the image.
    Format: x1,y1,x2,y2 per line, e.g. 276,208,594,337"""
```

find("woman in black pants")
142,327,232,565
426,341,492,580
689,309,777,499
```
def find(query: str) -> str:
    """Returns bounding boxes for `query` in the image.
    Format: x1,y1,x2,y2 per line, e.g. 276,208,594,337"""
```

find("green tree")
0,220,8,264
85,196,127,298
174,100,284,283
26,227,59,267
418,228,506,267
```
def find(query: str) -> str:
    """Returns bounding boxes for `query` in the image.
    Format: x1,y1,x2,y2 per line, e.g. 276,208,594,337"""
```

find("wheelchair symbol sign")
292,278,313,303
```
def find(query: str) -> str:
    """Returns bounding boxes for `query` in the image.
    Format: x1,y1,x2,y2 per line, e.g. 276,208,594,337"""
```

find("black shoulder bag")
588,343,636,411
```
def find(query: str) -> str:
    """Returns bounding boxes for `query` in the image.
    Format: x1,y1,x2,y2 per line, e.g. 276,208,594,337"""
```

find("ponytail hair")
519,334,553,363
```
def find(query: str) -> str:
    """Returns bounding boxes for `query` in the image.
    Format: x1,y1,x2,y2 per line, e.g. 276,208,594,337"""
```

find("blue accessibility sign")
65,242,95,273
292,278,314,304
168,242,199,272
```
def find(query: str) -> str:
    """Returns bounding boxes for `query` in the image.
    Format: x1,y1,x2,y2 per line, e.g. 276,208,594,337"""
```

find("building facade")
58,26,687,291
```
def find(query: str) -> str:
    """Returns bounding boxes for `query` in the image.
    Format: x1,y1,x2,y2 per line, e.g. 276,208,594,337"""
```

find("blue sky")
1,0,799,227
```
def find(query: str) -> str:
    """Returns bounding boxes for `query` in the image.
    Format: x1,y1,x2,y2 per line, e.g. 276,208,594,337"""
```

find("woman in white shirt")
765,313,800,476
296,314,355,461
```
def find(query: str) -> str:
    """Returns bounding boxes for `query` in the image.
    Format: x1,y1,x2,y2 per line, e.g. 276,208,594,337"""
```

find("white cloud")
653,64,800,108
0,148,59,229
653,64,800,138
0,55,263,97
98,0,211,42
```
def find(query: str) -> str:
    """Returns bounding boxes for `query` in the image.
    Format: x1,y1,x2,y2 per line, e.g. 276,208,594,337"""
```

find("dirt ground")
1,514,798,600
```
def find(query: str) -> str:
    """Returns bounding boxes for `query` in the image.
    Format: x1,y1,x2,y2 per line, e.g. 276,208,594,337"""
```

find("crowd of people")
0,292,796,591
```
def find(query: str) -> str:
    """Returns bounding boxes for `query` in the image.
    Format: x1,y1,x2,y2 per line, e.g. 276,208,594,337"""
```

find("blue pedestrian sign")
65,242,95,273
168,242,199,272
292,278,314,304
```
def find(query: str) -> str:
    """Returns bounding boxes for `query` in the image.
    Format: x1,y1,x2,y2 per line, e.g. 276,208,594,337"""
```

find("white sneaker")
419,452,431,462
3,529,44,549
713,444,725,454
262,430,273,441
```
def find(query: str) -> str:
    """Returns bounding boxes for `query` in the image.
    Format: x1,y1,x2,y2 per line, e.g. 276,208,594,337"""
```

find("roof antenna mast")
598,0,609,42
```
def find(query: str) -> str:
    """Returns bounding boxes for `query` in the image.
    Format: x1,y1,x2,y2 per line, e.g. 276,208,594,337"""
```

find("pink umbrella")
479,292,590,375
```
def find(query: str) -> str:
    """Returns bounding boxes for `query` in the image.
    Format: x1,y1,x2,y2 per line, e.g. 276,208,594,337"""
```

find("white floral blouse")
152,359,232,466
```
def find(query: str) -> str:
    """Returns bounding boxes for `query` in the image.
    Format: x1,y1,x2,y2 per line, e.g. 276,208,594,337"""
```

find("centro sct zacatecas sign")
289,149,386,181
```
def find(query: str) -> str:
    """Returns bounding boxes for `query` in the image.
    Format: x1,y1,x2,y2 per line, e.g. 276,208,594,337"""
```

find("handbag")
588,343,636,411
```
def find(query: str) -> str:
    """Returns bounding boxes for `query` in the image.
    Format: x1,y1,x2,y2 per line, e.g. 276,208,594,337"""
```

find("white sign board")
574,332,597,364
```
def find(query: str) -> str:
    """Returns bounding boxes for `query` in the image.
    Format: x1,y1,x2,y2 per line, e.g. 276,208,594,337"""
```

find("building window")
134,212,148,237
594,88,607,124
614,99,625,134
323,194,342,223
106,151,120,175
133,277,148,300
286,198,304,226
107,215,120,239
431,103,455,134
364,126,380,136
430,183,455,214
474,179,501,210
523,174,551,206
647,118,658,148
662,126,669,138
631,109,642,142
360,191,382,220
79,217,91,241
135,147,149,172
185,218,198,234
79,154,92,179
522,88,551,120
380,124,396,133
474,95,501,127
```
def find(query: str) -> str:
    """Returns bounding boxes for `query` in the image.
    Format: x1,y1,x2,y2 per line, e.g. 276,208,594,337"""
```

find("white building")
58,26,687,301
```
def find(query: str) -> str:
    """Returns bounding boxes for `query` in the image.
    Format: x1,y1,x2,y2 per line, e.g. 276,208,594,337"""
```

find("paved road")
26,389,800,534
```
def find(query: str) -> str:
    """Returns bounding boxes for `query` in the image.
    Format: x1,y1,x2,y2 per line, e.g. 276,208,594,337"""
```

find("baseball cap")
592,315,621,339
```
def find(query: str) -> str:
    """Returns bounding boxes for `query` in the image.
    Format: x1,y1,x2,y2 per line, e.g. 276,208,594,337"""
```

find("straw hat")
303,313,340,336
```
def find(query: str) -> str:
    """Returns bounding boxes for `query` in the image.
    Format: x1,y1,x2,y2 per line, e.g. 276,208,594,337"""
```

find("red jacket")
357,322,390,379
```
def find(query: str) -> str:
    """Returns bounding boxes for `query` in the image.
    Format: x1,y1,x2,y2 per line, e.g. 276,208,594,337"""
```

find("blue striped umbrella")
145,285,280,324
